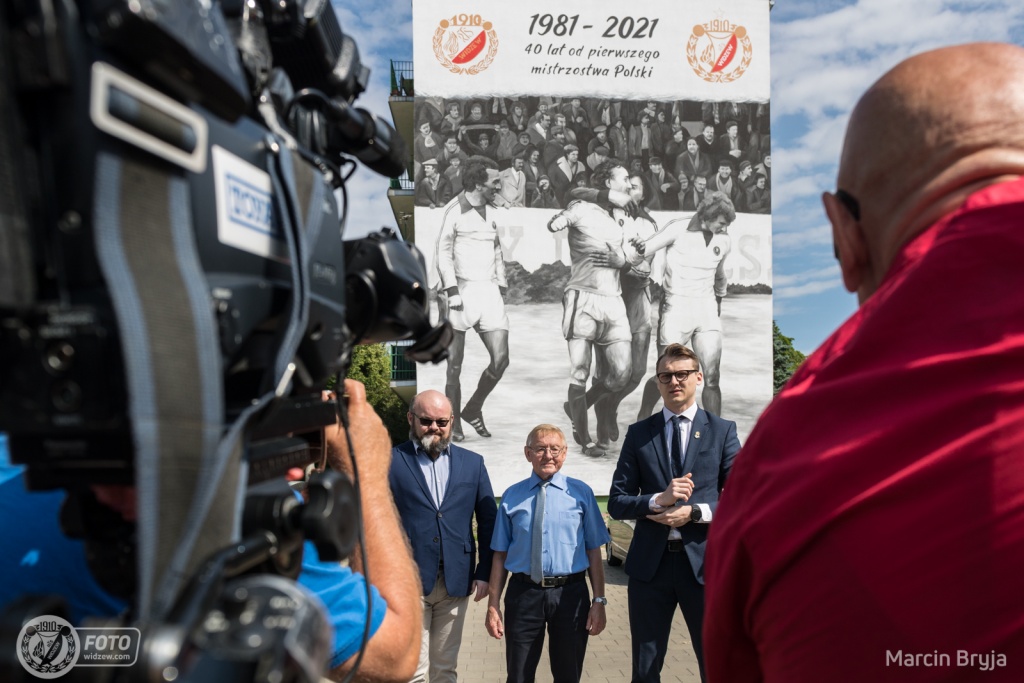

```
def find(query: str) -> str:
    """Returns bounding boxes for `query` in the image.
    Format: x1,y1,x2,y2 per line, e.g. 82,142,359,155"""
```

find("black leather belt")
667,540,684,553
511,571,586,588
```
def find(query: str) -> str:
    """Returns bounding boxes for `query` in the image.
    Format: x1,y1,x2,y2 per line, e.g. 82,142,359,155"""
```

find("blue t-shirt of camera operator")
0,432,385,668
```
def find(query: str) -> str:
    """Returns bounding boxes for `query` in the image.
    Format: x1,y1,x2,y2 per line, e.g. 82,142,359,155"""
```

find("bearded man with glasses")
388,389,498,683
609,343,740,683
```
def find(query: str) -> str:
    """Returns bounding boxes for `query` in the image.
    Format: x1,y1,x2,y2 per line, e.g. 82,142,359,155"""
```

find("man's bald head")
410,390,451,416
827,43,1024,302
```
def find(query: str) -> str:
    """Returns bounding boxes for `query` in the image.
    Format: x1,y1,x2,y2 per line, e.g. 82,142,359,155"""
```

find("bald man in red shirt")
704,43,1024,683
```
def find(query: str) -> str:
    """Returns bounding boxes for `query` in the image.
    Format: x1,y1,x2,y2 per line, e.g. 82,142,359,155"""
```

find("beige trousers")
410,568,470,683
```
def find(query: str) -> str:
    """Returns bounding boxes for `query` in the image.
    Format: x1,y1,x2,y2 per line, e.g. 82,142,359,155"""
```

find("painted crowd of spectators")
412,96,771,214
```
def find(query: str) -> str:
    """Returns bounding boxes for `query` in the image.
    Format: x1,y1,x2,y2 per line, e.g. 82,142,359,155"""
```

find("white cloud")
330,0,412,123
769,0,1024,341
771,0,1024,176
770,201,835,253
340,182,398,240
330,1,414,237
772,299,797,317
773,264,840,288
770,170,830,208
775,278,842,300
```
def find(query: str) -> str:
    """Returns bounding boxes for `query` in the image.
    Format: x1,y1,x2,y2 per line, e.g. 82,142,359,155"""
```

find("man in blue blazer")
608,344,740,683
390,389,498,683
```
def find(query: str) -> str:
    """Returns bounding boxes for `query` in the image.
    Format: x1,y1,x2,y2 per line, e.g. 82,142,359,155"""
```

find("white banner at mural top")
414,0,771,102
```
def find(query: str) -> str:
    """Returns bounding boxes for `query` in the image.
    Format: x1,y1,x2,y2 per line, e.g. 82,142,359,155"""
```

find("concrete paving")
456,549,702,682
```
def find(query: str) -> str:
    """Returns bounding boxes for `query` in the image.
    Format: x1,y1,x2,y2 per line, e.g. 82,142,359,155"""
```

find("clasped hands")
648,474,694,528
587,239,645,269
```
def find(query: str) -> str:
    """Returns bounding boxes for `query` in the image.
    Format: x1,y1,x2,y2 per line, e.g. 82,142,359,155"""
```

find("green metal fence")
390,344,417,382
389,173,414,191
390,60,414,97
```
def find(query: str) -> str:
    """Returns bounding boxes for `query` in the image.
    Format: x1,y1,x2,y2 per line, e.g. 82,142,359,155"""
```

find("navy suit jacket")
608,409,740,584
389,441,497,597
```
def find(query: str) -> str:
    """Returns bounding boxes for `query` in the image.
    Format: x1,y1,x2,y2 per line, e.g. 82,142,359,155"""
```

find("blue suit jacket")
389,441,497,597
608,409,740,584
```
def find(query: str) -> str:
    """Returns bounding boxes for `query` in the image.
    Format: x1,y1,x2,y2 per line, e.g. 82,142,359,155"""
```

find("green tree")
773,321,806,394
345,343,409,444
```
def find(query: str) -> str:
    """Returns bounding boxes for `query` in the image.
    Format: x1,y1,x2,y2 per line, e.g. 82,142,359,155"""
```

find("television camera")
0,0,446,680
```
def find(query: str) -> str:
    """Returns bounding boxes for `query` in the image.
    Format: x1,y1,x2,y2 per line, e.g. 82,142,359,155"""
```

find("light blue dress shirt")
414,444,451,509
491,470,609,576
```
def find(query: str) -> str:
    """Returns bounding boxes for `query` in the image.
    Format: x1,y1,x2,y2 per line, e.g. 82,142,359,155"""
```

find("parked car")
605,518,635,567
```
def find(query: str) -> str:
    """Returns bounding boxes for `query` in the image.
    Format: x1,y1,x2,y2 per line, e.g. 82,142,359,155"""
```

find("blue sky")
332,0,1024,353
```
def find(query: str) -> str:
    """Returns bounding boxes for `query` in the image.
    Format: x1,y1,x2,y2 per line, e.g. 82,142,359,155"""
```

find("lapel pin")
695,431,701,439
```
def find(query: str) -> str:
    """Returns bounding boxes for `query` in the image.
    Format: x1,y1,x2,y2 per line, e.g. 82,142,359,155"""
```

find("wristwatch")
592,596,608,606
691,505,703,523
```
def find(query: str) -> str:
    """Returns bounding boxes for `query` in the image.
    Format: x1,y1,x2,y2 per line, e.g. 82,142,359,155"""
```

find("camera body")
0,0,397,485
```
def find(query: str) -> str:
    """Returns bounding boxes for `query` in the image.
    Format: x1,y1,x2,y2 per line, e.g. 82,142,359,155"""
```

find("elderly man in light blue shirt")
485,424,609,683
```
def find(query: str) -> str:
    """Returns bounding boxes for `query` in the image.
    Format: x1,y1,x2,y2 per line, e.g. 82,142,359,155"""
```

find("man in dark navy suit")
608,344,740,683
390,390,497,683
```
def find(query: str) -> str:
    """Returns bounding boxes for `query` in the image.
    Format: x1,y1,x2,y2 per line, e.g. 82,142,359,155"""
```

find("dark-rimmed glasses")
832,189,861,260
412,414,451,428
835,189,861,220
657,369,698,384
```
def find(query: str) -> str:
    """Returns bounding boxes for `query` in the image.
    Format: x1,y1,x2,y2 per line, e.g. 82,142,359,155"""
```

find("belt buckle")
541,577,557,587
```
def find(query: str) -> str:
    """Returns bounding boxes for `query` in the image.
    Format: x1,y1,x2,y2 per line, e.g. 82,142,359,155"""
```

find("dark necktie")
530,480,550,583
671,415,685,479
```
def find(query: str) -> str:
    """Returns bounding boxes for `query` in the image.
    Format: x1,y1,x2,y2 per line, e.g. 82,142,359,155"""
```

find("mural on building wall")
413,0,773,493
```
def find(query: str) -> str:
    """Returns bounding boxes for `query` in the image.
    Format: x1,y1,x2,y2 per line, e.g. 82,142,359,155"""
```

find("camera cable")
332,382,373,683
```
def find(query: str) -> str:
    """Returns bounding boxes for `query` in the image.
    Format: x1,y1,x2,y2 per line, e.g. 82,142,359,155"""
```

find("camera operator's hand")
325,379,391,485
324,379,422,683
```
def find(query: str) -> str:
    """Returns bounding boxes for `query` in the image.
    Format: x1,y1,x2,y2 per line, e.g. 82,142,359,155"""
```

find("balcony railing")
389,172,414,191
390,60,414,97
390,342,417,382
